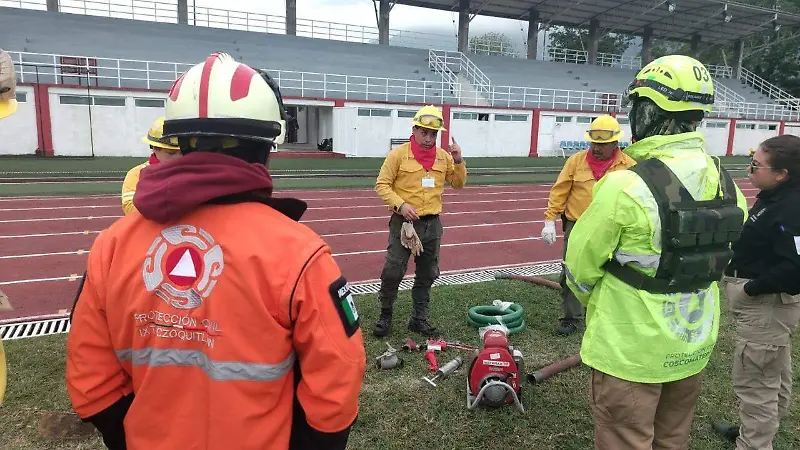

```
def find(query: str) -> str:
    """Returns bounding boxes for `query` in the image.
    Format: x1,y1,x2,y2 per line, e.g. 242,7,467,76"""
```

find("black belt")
393,213,439,221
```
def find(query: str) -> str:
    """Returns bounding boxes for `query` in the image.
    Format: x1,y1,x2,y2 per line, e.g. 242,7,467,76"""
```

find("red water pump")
466,327,525,413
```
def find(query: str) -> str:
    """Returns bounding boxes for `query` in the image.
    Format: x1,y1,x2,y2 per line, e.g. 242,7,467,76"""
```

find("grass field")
2,279,798,450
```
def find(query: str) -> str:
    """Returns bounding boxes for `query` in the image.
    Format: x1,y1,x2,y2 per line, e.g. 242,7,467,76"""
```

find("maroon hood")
133,152,281,223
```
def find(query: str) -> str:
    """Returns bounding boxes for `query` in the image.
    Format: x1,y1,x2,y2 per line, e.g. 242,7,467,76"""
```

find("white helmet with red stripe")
163,52,287,148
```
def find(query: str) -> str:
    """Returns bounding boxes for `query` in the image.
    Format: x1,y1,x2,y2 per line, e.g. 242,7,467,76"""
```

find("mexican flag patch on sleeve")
329,276,360,337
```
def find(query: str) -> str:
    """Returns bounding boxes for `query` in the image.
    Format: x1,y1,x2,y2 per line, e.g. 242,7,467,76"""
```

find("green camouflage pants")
377,213,443,320
560,217,585,323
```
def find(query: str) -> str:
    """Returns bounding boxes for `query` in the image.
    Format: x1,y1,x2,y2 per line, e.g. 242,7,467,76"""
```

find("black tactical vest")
603,157,744,294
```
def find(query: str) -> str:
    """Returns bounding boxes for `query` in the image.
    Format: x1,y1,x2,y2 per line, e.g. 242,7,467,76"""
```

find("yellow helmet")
142,116,181,150
622,54,715,114
585,115,623,143
412,104,446,131
0,49,18,120
163,52,288,148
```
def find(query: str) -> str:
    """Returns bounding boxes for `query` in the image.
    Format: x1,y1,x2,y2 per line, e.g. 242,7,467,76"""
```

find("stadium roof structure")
393,0,800,45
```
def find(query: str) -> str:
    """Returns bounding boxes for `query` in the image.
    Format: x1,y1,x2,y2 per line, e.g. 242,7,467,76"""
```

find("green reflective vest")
564,132,749,384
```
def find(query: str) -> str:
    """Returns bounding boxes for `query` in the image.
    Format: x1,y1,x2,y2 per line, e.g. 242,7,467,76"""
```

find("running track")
0,181,759,323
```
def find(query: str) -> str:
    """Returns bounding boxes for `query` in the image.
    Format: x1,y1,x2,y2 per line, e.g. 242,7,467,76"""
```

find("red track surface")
0,181,759,323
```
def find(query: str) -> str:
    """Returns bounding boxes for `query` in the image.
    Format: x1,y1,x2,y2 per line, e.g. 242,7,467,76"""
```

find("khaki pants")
590,369,704,450
725,277,800,450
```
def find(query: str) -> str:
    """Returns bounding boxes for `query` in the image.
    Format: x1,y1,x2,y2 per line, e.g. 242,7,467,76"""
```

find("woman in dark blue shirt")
714,134,800,448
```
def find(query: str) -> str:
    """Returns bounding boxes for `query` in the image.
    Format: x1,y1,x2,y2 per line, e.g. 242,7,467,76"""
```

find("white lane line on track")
0,198,552,223
332,235,556,257
0,250,87,260
0,208,551,237
0,184,558,202
0,190,557,212
0,230,100,239
0,220,549,258
0,215,121,224
0,275,80,286
320,220,541,238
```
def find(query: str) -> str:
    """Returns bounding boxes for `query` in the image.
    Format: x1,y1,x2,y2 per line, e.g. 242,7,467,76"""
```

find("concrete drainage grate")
0,262,561,341
1,317,72,341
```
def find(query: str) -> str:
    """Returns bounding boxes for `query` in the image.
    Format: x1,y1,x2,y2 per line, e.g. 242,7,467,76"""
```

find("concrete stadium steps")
1,7,459,103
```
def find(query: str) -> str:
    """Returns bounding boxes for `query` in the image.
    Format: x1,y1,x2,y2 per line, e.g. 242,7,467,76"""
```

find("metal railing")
707,64,734,78
427,50,462,102
8,51,459,103
7,50,800,121
741,67,800,108
59,0,177,22
468,39,519,58
0,0,46,9
188,5,457,50
542,47,642,70
428,50,491,99
713,79,747,105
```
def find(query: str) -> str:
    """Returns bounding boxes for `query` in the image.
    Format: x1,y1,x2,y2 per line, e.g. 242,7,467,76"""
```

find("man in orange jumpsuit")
65,52,367,450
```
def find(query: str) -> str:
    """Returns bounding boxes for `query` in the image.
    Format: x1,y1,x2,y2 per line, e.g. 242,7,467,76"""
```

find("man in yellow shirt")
541,115,636,335
374,105,467,337
121,117,182,214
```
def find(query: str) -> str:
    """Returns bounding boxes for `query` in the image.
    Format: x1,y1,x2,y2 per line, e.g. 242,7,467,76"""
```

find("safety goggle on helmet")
412,105,447,131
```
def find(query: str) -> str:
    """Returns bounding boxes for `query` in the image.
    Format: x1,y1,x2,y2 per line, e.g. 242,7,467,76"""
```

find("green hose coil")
467,303,526,334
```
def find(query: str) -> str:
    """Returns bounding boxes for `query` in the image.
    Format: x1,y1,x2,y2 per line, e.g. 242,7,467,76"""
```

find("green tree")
546,26,635,66
647,0,800,98
468,32,516,56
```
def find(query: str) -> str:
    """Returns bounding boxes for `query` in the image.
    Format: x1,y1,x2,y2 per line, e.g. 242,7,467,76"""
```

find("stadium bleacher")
0,5,793,117
0,7,459,103
469,53,776,106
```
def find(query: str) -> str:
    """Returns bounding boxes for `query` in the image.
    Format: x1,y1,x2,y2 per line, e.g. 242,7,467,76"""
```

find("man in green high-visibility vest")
564,54,749,450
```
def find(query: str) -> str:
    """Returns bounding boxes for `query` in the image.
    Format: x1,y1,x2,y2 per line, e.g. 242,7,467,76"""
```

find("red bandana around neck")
409,135,436,171
585,148,619,180
148,153,160,165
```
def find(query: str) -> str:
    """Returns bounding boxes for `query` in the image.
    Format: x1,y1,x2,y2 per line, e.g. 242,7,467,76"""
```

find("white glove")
541,220,557,245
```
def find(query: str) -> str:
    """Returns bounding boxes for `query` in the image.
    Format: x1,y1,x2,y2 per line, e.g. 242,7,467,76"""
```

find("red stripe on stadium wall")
441,104,451,148
198,53,220,118
33,84,54,156
726,119,736,156
529,109,541,157
779,120,786,135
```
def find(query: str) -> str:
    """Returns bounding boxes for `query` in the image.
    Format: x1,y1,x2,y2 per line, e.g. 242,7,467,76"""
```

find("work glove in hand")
541,220,557,245
401,221,423,257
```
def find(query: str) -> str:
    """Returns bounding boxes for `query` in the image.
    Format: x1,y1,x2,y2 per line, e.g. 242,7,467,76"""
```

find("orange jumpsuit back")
66,201,367,450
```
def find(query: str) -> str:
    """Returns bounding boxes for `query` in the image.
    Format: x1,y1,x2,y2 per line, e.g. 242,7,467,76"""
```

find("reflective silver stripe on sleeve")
613,250,661,270
564,265,593,294
116,347,295,382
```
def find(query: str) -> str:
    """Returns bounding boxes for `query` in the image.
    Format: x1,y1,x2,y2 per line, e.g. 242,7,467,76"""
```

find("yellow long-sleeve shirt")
121,161,149,215
375,143,467,217
544,149,636,222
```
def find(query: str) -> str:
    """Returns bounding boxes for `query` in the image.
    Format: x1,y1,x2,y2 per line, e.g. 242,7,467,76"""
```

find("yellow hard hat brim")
141,135,181,151
584,130,623,144
0,100,18,119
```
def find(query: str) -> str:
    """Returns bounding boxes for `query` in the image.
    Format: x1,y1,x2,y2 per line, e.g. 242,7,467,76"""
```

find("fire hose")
466,301,526,334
